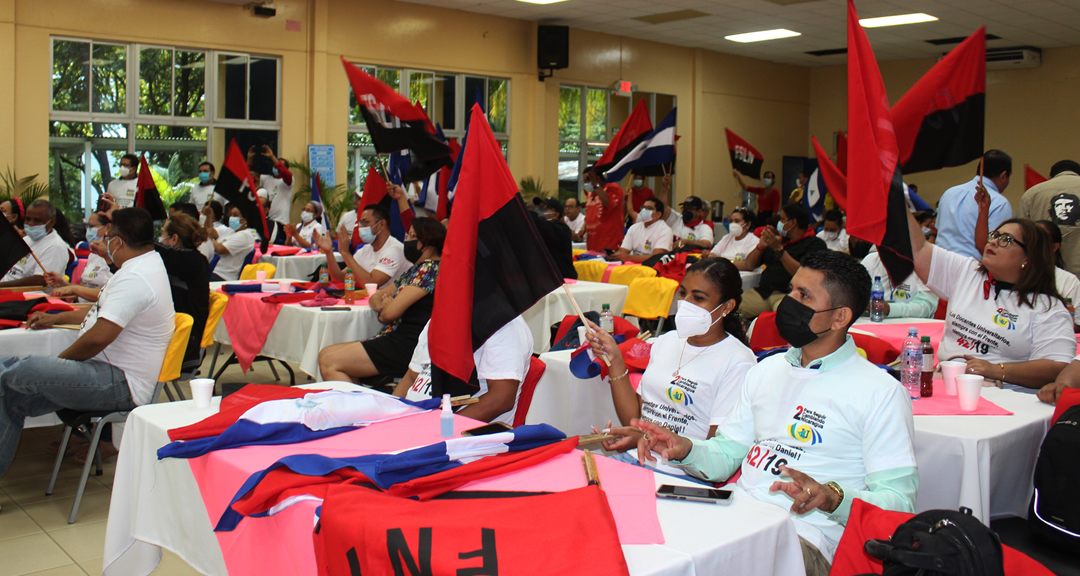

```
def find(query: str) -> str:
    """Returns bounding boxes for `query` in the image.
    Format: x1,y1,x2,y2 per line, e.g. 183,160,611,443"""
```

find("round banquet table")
523,281,629,354
257,251,343,282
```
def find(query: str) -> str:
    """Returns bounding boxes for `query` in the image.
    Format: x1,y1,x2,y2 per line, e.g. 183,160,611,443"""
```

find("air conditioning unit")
986,47,1041,70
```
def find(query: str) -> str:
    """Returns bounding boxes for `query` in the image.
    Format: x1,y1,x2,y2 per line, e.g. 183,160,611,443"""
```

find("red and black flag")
134,154,168,221
349,165,414,247
0,213,31,278
845,0,912,286
1026,164,1049,191
342,57,452,183
594,99,653,176
427,104,563,397
215,140,271,252
812,136,848,212
725,128,765,180
837,130,848,174
892,27,986,174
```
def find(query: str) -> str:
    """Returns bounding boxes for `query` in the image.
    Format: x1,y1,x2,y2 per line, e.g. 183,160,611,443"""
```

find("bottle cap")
345,268,352,273
921,336,930,342
602,303,610,310
874,276,881,281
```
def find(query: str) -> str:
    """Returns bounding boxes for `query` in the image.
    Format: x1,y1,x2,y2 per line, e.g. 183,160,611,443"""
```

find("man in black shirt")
735,202,827,319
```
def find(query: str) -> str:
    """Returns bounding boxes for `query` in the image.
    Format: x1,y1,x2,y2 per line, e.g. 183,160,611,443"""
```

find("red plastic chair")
934,298,948,320
512,357,547,428
749,312,900,364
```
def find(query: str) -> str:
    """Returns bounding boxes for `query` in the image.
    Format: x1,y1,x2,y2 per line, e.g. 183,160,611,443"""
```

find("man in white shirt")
632,251,917,575
249,146,294,225
0,207,175,477
394,316,533,427
671,196,714,249
336,194,363,240
563,197,586,242
817,209,850,252
106,154,140,209
613,197,672,263
316,204,408,289
210,204,258,281
0,200,72,288
190,161,226,209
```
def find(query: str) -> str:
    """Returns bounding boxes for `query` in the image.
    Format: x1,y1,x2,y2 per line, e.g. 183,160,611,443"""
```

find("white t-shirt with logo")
107,177,139,209
353,236,409,289
621,220,673,256
710,231,760,263
671,221,714,245
214,229,258,281
294,220,325,246
80,250,175,406
721,349,916,558
189,183,225,208
200,223,234,262
260,174,294,225
861,252,930,304
564,213,585,235
405,317,534,427
927,245,1076,366
3,230,71,282
1055,267,1080,325
80,253,113,291
817,229,850,252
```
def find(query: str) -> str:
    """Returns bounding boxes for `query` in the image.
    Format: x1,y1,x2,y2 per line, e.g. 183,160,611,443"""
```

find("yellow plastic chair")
240,262,277,280
607,264,657,287
622,277,680,333
47,313,194,524
574,260,608,283
177,292,230,400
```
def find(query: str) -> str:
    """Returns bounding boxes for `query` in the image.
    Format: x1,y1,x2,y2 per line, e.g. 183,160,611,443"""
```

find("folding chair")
573,260,608,283
622,276,679,334
240,262,277,280
512,357,547,428
46,313,193,524
179,291,230,400
607,264,657,287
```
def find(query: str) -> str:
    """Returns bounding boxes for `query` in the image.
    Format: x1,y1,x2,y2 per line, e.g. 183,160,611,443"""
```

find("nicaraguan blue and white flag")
157,390,441,460
804,167,828,222
903,182,932,213
604,107,677,183
215,424,567,531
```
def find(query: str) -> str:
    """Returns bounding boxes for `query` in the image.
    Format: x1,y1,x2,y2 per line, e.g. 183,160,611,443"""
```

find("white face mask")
301,211,314,223
922,226,932,237
633,179,643,188
118,166,131,178
25,224,48,241
728,223,744,237
824,231,839,241
763,178,773,187
639,208,655,222
583,182,595,193
675,299,724,339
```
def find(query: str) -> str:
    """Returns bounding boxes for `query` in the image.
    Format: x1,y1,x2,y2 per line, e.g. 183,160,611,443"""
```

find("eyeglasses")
987,230,1026,250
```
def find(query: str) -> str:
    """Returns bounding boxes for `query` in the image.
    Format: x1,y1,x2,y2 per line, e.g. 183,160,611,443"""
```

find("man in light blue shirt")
935,150,1014,259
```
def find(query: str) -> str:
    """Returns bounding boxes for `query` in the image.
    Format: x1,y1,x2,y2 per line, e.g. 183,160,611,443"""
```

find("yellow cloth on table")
623,277,679,321
607,265,657,287
573,260,608,283
240,262,277,280
572,249,586,259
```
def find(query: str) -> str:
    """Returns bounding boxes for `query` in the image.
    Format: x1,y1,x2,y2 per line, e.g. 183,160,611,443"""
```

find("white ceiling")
396,0,1080,66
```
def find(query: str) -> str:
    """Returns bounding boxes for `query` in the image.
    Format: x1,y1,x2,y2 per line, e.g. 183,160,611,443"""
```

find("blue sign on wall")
308,145,336,187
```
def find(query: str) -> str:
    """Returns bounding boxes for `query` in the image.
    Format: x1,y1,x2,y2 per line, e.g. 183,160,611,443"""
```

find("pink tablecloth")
189,411,663,576
911,378,1013,416
220,292,284,372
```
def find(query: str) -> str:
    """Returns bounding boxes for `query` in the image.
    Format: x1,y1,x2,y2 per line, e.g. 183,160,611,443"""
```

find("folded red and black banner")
726,128,765,180
594,99,653,177
215,140,272,253
134,154,168,220
0,211,30,278
892,27,986,174
428,104,564,397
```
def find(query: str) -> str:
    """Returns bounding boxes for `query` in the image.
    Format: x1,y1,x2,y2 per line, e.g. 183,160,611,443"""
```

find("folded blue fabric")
222,283,264,294
569,334,625,380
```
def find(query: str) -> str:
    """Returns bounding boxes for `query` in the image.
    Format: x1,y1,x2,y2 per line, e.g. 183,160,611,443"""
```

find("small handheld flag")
135,154,168,221
604,108,677,184
725,128,765,180
594,99,654,176
215,140,272,253
0,214,32,278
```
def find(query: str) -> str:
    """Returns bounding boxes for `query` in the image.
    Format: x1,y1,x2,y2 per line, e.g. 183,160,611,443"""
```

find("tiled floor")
0,347,315,576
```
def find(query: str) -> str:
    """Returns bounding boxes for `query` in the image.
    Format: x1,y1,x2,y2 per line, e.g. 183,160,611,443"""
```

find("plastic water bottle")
901,327,921,400
920,336,934,397
600,304,614,332
344,268,355,304
440,394,454,438
319,265,329,289
870,276,885,322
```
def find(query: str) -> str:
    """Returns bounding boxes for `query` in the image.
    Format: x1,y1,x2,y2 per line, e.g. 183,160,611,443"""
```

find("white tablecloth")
572,242,587,251
526,349,1054,523
1,327,80,428
740,270,761,290
103,382,805,576
258,252,342,282
523,281,629,354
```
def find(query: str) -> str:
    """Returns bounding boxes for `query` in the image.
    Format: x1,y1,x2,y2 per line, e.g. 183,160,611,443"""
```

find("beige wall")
809,45,1080,210
5,0,810,219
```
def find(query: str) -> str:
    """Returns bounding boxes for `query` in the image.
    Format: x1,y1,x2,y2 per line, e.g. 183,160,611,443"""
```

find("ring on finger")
642,433,651,441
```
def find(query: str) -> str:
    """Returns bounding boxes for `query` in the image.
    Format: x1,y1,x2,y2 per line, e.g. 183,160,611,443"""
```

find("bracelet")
999,363,1006,382
823,481,845,514
609,368,629,382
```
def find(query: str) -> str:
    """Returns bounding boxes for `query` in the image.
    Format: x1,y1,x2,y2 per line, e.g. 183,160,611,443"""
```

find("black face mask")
682,209,696,225
774,296,841,349
403,240,423,263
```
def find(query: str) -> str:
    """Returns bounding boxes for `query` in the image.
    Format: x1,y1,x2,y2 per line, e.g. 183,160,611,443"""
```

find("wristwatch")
775,248,787,258
824,481,845,513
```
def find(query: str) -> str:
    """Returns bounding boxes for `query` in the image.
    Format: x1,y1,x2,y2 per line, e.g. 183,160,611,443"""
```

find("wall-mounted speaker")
537,25,569,70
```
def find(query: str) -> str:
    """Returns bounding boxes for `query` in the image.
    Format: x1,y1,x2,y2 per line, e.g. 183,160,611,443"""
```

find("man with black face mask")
671,196,714,249
735,202,827,319
630,251,917,576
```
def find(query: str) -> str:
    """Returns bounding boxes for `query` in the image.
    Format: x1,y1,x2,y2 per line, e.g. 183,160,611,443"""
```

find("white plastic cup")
939,361,966,396
255,270,268,282
190,378,216,409
364,283,378,297
577,326,588,346
955,374,983,411
279,281,290,293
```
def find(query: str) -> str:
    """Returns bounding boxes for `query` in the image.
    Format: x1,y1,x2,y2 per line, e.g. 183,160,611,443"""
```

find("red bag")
314,484,630,576
652,252,691,283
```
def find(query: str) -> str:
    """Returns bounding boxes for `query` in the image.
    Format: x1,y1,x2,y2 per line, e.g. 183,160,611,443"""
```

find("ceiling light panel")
859,13,938,28
725,29,801,43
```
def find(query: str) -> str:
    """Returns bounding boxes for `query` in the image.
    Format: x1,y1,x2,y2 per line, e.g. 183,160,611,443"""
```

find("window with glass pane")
586,88,608,142
174,51,205,117
559,86,581,141
217,53,247,119
139,48,172,115
53,40,90,112
488,78,508,133
249,56,277,121
48,121,128,217
92,43,126,114
135,124,208,204
410,71,433,110
433,73,455,130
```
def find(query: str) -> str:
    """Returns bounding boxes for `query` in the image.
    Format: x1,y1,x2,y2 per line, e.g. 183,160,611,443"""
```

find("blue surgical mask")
25,224,47,241
583,182,595,193
105,235,119,262
85,227,99,243
229,216,241,230
633,179,643,188
763,178,773,187
272,168,280,178
357,226,376,244
639,208,654,222
199,172,210,184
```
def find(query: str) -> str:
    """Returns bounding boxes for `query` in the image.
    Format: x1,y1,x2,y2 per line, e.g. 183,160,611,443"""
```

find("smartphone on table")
656,484,733,505
461,422,512,436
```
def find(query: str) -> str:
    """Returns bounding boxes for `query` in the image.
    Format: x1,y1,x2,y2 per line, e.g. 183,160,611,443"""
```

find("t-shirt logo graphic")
644,241,652,252
1050,193,1080,227
788,423,822,445
666,386,692,406
893,288,908,300
993,308,1018,330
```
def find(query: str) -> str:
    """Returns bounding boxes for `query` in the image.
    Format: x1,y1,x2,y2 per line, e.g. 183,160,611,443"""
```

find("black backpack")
862,507,1006,576
1028,404,1080,553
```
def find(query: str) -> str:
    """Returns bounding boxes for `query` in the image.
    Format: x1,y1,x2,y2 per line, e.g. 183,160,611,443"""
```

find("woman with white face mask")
710,208,760,263
44,213,114,302
585,258,757,478
284,201,326,249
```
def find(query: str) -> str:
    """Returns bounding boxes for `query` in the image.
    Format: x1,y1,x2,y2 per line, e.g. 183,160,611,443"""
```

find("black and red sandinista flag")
812,136,847,212
0,214,31,278
342,57,452,183
135,154,168,220
892,27,986,175
1026,164,1049,191
216,140,271,252
845,0,913,286
594,99,653,176
725,128,765,180
428,104,563,396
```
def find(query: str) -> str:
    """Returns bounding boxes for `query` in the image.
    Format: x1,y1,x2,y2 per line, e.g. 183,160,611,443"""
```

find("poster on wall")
308,145,336,187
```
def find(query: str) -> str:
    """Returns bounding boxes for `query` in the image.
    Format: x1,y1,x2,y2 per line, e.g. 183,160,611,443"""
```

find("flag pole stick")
979,157,984,188
28,250,48,275
561,283,611,366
